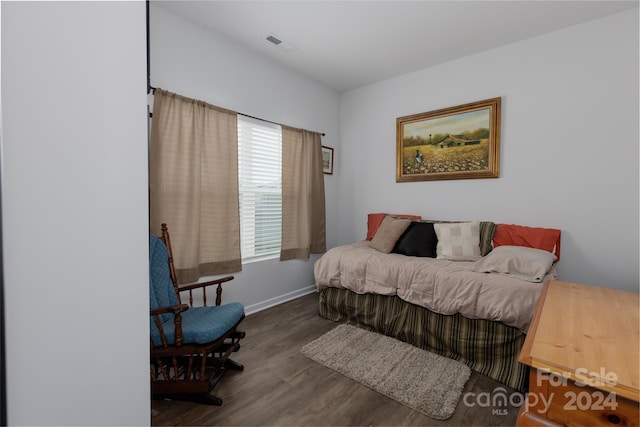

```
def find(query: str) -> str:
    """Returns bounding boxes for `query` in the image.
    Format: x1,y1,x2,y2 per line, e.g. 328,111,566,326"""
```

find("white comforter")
314,241,556,332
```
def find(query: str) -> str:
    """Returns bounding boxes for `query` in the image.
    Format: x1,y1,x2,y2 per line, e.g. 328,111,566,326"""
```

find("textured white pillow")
434,221,481,261
370,216,411,254
472,245,555,282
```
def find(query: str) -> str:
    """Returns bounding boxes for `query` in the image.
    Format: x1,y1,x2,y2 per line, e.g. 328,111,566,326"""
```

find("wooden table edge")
518,279,552,366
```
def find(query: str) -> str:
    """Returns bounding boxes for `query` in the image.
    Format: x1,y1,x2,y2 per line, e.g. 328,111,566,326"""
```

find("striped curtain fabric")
280,126,326,260
149,89,241,282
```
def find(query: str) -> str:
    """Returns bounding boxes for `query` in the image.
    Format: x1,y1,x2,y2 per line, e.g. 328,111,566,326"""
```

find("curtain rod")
148,86,326,137
239,113,326,137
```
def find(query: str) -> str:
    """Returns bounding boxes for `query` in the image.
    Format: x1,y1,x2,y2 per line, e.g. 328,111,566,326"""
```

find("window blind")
237,115,282,261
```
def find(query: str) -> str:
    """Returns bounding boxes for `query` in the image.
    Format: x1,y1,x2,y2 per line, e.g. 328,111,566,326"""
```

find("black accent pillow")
392,221,438,257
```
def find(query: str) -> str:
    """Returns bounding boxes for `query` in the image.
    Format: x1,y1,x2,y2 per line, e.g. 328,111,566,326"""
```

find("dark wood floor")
151,292,521,426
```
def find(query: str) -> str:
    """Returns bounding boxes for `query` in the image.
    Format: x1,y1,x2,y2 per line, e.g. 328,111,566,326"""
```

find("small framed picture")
322,145,334,175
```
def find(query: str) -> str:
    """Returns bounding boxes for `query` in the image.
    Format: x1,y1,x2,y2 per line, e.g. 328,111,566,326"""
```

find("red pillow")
367,213,422,240
493,224,562,261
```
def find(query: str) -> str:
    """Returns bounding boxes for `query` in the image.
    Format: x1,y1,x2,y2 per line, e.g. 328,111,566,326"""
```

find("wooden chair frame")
150,224,245,405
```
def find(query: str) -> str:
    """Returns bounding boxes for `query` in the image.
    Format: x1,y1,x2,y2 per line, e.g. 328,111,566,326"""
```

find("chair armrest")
150,303,189,316
150,304,189,347
178,275,234,292
178,275,235,306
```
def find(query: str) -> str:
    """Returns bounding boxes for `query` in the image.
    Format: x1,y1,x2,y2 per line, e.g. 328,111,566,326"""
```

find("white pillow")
434,221,481,261
472,245,555,283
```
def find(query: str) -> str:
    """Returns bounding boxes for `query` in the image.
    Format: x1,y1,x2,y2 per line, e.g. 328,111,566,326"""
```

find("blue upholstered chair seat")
149,232,245,347
151,302,244,347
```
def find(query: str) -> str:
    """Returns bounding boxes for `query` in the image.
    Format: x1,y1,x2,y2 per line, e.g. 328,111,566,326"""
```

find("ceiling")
153,1,639,92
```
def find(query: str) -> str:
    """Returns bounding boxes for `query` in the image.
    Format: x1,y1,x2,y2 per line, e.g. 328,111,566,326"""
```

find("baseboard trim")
244,285,317,316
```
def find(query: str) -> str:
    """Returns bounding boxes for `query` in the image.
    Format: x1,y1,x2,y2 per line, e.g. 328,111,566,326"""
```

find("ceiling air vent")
266,34,282,45
265,33,298,53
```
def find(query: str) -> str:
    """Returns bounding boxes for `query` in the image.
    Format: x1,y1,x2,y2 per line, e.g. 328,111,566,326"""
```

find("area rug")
300,323,471,420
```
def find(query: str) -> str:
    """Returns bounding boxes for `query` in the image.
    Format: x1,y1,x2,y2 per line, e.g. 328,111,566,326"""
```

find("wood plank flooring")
151,292,521,426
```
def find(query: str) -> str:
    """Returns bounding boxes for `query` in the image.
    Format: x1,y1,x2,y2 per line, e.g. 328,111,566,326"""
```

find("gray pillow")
472,245,555,282
370,216,411,253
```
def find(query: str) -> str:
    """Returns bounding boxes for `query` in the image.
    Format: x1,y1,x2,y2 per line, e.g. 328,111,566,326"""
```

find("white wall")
2,2,149,425
149,5,340,311
339,10,639,292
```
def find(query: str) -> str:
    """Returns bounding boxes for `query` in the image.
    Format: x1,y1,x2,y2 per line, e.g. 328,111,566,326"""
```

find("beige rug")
301,323,471,420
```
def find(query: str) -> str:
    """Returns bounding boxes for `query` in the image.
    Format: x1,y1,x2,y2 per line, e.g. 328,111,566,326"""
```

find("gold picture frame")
396,97,501,182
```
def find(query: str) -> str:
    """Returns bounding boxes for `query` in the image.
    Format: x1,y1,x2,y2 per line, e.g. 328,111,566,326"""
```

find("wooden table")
517,280,639,426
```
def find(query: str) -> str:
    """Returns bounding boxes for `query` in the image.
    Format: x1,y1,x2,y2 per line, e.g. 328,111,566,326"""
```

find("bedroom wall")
149,5,340,311
338,9,639,292
2,2,149,425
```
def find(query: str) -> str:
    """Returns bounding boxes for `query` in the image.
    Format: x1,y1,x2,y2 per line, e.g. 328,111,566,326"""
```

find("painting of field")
396,97,500,182
402,139,489,175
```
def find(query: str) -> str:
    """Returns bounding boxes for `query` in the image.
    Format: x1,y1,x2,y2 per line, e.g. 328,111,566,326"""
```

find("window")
237,115,282,261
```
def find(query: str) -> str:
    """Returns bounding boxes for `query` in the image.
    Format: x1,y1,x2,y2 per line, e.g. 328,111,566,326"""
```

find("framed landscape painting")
396,97,501,182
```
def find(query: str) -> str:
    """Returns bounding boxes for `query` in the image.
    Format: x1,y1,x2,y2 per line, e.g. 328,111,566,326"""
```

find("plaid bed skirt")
318,287,528,391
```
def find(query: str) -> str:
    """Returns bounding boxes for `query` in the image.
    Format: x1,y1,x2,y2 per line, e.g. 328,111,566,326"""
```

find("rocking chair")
149,223,245,405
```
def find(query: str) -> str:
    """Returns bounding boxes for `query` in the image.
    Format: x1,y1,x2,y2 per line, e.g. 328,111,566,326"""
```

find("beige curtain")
149,89,241,283
280,126,326,260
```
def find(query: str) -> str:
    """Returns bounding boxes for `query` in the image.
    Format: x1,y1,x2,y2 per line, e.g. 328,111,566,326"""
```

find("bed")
313,216,561,391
